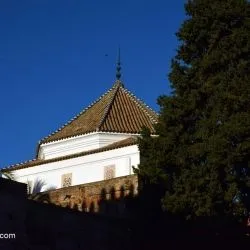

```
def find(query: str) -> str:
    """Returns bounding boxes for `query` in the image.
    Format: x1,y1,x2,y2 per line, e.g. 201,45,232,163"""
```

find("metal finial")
116,47,121,80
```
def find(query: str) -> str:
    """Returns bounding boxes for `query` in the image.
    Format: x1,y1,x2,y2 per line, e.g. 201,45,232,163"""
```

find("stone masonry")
30,175,138,217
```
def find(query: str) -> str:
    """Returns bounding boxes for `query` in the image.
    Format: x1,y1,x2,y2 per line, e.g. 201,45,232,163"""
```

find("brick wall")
30,175,138,217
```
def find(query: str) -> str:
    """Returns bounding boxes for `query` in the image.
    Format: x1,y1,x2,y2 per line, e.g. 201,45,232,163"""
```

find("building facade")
2,80,158,193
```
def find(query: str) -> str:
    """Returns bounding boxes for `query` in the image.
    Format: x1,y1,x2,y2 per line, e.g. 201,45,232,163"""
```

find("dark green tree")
137,0,250,220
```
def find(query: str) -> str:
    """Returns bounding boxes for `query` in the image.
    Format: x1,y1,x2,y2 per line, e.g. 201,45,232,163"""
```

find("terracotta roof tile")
3,137,138,171
40,81,158,144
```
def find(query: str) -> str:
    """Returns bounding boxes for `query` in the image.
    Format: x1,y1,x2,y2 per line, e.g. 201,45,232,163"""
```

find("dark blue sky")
0,0,186,167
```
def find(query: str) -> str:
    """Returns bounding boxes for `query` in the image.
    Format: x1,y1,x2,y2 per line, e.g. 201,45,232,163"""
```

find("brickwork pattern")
31,175,138,216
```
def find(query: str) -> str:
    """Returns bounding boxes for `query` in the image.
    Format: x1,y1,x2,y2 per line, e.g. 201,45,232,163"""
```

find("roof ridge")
36,82,158,152
39,84,118,145
121,87,158,123
1,158,37,170
96,83,120,131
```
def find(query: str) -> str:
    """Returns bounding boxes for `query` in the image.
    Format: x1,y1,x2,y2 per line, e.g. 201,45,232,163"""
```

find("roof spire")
116,47,122,81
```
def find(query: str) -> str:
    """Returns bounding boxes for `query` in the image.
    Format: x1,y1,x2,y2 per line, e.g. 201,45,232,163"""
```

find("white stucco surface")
38,132,138,160
13,145,140,191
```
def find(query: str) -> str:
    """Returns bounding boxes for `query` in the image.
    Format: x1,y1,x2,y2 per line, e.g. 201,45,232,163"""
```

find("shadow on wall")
30,180,139,218
83,184,138,217
30,192,52,204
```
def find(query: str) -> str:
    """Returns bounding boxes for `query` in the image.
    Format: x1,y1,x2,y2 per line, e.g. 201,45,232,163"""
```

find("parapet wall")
31,175,138,217
0,177,138,249
0,178,28,249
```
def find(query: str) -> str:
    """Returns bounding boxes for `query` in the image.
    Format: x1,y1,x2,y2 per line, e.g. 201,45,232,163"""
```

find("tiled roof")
40,81,158,144
3,137,138,171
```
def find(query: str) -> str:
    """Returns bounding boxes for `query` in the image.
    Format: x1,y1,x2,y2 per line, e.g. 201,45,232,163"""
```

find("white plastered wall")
38,132,139,160
13,145,140,191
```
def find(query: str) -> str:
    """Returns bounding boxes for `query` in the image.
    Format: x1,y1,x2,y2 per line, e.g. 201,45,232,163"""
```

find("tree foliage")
137,0,250,220
27,178,56,195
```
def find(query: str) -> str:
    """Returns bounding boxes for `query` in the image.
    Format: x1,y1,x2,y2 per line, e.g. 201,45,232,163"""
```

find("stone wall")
0,178,28,249
31,175,138,217
0,177,137,250
1,177,248,249
26,200,135,250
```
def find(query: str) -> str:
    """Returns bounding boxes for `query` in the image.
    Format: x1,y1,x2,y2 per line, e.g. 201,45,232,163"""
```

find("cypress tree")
137,0,250,220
